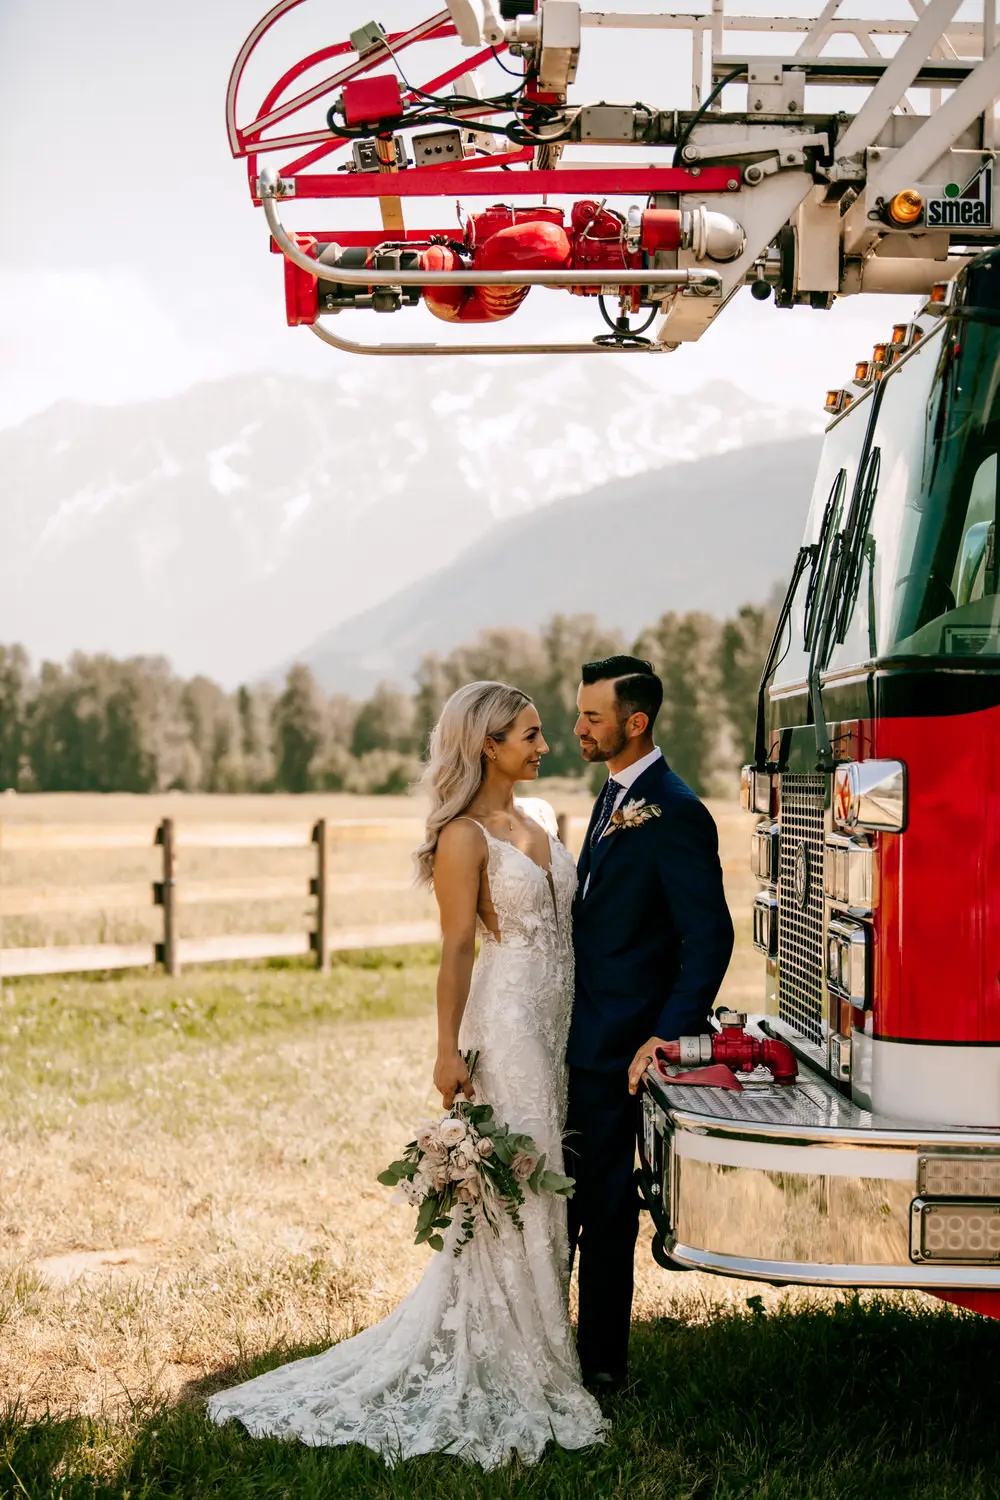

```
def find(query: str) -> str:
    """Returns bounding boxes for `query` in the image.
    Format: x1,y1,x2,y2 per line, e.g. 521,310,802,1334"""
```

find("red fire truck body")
639,253,1000,1314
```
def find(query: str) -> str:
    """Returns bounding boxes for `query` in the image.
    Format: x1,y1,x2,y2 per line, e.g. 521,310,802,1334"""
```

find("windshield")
828,317,1000,666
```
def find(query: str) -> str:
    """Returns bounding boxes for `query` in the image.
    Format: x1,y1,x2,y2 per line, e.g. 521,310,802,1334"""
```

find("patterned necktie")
590,776,621,846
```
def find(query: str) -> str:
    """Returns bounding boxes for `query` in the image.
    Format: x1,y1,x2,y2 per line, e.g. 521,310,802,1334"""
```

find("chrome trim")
309,319,663,357
663,1241,1000,1290
834,759,907,833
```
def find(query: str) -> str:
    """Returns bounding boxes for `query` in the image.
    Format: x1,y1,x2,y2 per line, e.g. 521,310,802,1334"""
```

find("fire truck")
230,1,1000,1312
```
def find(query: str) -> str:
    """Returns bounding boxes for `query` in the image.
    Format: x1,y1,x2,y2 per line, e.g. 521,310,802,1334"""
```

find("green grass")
0,948,439,1110
4,1295,1000,1499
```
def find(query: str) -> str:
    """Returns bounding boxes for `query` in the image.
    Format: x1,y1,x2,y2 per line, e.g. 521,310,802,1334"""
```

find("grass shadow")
5,1296,1000,1499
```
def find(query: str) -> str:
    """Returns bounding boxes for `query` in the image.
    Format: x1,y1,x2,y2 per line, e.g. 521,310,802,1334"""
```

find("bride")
208,681,607,1468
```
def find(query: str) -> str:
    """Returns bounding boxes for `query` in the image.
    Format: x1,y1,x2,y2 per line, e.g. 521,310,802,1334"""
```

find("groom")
567,655,734,1389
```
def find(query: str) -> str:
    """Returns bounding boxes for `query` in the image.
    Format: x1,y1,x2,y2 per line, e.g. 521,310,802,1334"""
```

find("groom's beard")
579,723,629,764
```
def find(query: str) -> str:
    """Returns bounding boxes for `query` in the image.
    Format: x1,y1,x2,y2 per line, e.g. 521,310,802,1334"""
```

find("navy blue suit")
567,754,734,1376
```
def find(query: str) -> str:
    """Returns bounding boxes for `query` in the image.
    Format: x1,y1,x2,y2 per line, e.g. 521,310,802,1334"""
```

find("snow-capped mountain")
0,362,820,684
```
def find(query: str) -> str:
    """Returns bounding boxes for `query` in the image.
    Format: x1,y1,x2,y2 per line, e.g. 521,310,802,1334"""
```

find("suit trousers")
566,1065,641,1378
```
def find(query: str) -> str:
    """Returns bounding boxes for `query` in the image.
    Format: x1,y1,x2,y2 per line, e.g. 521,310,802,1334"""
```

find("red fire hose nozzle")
654,1019,798,1085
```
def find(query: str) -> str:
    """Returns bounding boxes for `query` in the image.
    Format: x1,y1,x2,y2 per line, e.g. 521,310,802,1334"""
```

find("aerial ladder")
227,0,1000,357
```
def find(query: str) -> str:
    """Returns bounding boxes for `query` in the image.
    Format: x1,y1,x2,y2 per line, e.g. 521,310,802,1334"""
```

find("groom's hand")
628,1037,667,1095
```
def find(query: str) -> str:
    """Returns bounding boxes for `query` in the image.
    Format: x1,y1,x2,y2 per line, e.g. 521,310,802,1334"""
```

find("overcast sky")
0,0,935,428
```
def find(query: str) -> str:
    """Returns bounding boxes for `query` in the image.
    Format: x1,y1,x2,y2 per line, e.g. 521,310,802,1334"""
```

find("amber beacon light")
887,189,924,226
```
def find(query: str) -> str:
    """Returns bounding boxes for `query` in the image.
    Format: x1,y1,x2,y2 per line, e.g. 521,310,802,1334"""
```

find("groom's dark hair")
581,655,663,729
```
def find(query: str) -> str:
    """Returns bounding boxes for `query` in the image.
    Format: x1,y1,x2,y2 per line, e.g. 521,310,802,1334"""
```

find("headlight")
833,760,906,833
823,834,875,913
825,916,869,1009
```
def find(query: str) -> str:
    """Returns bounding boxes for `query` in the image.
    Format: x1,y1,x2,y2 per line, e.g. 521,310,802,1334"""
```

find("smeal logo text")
926,162,993,229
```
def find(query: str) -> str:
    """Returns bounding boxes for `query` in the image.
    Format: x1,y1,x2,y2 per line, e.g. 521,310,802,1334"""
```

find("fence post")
312,818,330,972
556,812,569,848
154,818,180,976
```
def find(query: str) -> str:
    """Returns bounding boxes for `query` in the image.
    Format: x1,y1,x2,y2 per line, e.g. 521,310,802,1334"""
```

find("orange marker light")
929,283,948,304
855,360,871,383
891,323,909,344
887,189,923,226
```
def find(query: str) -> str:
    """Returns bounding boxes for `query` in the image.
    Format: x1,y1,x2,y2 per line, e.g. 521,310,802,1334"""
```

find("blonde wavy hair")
414,680,531,887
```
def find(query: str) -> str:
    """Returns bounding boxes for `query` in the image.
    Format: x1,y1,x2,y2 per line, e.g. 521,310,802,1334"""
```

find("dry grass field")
1,794,997,1498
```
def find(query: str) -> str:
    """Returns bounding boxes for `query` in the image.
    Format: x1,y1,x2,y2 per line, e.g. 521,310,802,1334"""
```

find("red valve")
655,1029,798,1085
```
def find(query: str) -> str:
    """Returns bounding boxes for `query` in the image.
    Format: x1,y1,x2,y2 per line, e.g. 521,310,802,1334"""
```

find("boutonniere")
601,798,662,837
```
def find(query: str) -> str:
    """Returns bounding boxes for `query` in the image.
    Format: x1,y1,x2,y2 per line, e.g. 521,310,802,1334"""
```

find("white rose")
439,1118,468,1148
416,1122,440,1152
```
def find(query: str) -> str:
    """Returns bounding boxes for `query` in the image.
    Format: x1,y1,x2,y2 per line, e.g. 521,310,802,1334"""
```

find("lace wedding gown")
207,799,607,1468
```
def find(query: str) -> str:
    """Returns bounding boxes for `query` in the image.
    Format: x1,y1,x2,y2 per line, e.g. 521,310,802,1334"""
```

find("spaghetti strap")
452,815,489,836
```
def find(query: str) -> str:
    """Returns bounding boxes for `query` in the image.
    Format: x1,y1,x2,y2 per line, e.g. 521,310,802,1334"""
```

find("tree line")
0,603,775,799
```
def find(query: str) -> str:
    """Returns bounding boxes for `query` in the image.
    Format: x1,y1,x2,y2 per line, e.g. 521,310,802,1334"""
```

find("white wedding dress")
207,799,607,1468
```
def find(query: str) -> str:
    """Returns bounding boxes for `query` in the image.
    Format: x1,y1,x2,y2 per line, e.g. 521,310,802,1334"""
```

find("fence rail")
0,817,444,981
0,813,578,980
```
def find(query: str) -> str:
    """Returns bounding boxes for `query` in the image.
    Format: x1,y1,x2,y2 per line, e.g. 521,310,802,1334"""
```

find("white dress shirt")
583,746,663,895
608,745,663,811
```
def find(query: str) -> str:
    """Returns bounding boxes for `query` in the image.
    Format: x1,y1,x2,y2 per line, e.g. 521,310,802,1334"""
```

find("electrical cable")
490,44,526,78
671,67,742,168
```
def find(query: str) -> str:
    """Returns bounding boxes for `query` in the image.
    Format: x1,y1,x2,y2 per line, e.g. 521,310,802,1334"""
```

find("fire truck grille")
778,773,826,1047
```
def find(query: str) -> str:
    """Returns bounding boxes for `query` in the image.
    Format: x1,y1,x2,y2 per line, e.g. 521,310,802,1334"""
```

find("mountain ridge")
0,366,819,684
294,434,823,695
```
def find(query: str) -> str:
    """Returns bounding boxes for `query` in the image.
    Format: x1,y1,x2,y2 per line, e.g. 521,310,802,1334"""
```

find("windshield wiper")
753,543,815,770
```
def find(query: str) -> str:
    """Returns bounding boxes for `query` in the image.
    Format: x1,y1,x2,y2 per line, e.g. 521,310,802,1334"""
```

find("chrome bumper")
640,1062,1000,1290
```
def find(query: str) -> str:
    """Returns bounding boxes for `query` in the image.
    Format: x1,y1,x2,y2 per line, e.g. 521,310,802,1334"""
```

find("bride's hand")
434,1051,475,1110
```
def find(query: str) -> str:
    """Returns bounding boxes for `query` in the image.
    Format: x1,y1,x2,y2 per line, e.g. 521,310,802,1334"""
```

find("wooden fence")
0,817,438,980
0,813,576,980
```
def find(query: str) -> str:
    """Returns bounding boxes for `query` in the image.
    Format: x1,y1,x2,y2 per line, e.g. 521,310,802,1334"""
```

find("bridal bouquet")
378,1052,575,1255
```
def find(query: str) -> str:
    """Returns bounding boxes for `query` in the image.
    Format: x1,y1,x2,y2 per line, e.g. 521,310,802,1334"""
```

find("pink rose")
511,1152,537,1182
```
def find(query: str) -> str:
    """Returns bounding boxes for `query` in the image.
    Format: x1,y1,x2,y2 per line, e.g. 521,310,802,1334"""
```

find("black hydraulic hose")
672,67,743,168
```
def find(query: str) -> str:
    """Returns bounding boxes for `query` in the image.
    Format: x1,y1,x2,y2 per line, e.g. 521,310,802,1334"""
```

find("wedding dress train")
207,800,607,1468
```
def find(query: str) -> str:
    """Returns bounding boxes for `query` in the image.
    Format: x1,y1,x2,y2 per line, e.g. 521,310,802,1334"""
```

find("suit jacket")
569,756,735,1073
